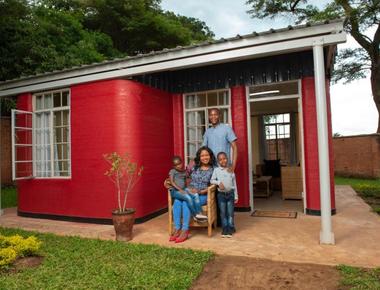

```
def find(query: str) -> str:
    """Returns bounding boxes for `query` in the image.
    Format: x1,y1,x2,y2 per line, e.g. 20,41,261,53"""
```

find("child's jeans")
170,188,202,216
217,190,235,230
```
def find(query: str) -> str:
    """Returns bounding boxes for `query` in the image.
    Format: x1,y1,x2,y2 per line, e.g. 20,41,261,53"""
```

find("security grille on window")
184,90,230,163
12,89,71,179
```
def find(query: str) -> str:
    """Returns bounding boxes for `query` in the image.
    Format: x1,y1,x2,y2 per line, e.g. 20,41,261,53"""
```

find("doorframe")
246,79,307,213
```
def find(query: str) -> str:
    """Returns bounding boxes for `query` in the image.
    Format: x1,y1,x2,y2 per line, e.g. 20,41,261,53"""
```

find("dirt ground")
191,255,345,290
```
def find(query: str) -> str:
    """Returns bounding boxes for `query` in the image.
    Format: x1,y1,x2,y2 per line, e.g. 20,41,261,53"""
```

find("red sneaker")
175,230,189,243
169,229,181,242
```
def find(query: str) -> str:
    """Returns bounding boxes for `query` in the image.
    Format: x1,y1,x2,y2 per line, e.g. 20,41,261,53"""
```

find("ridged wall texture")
17,80,173,219
231,86,250,208
301,77,335,212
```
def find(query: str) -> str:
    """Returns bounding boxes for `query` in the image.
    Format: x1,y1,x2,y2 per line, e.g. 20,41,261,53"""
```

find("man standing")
202,108,238,172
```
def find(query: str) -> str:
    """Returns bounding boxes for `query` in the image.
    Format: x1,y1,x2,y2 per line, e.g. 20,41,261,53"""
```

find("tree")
40,0,214,55
246,0,380,132
0,0,119,82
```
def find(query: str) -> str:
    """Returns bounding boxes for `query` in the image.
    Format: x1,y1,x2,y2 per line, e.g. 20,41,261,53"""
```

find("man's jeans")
170,189,202,216
217,191,235,230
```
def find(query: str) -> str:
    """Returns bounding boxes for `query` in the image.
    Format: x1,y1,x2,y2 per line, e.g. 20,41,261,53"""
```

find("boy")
210,152,238,237
169,156,207,221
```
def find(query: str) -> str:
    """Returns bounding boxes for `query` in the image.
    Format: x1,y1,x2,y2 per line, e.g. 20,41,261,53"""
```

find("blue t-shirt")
202,123,237,160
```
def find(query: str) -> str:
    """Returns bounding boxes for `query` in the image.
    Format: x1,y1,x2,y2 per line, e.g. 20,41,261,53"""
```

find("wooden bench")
167,185,217,237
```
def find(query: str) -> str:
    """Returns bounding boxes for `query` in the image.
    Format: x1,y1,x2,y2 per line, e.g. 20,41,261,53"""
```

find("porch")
1,185,379,268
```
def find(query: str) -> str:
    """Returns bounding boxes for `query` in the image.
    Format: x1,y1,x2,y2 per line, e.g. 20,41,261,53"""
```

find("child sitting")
169,156,208,222
210,152,238,238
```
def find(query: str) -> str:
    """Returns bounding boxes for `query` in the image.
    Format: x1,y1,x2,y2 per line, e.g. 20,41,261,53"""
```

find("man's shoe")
175,230,189,243
169,229,181,242
225,228,233,238
221,228,228,238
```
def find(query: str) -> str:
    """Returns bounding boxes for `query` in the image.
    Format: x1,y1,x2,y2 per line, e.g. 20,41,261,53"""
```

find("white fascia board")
0,31,346,97
0,22,344,92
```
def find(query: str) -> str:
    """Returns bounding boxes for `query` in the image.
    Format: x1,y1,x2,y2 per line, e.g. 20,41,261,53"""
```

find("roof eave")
0,21,346,97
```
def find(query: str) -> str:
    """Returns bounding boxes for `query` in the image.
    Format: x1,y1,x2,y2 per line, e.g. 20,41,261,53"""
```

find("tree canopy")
246,0,380,132
0,0,214,82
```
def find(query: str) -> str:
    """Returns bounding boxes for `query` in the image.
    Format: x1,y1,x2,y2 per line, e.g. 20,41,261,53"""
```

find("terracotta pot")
112,208,136,241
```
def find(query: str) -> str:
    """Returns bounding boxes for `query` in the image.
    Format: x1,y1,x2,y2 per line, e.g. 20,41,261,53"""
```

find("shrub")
0,248,17,268
352,184,380,198
0,234,42,268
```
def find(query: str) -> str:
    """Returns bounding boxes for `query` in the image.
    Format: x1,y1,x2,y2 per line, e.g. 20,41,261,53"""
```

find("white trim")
246,86,254,212
247,80,306,212
249,90,280,96
250,94,299,102
11,109,34,180
0,32,346,97
313,43,334,245
32,88,72,179
297,80,308,214
183,89,232,163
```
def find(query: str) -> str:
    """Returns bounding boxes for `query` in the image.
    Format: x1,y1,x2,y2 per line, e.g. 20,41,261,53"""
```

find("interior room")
249,81,304,213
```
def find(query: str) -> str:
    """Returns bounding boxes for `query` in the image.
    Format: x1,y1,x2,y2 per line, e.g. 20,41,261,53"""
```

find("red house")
1,20,346,244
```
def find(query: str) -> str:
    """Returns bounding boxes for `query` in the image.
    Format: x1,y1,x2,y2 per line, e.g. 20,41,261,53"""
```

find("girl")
170,146,215,243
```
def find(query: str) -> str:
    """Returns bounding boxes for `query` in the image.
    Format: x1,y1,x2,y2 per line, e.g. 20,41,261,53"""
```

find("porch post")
313,41,335,245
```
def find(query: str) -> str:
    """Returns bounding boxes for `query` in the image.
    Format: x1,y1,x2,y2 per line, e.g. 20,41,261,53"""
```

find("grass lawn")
1,186,17,208
338,265,380,289
0,227,213,290
335,176,380,214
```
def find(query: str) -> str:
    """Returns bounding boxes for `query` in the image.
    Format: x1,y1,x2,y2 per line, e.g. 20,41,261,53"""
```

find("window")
184,90,230,163
11,89,71,179
34,90,71,177
263,113,291,163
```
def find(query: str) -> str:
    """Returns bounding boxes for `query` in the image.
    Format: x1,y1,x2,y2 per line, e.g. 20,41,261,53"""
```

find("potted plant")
104,152,143,241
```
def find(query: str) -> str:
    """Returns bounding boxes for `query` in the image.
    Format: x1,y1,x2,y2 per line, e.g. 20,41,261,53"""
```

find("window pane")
62,91,69,106
187,142,197,159
63,127,69,142
207,92,218,106
219,108,228,123
196,111,205,125
53,92,61,107
218,91,229,105
62,110,69,126
187,127,196,140
197,126,205,140
185,95,195,109
284,113,290,123
44,93,52,109
54,111,62,127
55,128,62,143
36,95,43,110
195,94,206,108
62,144,68,159
186,112,195,126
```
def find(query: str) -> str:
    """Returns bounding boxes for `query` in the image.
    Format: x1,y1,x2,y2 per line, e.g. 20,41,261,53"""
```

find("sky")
161,0,378,136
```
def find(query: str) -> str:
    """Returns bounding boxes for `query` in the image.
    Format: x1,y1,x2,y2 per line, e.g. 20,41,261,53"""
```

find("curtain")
35,112,51,177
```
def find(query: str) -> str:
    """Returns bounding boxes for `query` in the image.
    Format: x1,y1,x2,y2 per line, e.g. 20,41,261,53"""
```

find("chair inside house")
167,183,217,237
256,159,282,191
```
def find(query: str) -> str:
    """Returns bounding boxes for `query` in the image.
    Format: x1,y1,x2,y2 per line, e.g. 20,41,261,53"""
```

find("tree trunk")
371,56,380,133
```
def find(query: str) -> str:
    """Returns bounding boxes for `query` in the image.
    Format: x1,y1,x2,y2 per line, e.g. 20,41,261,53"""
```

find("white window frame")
32,88,71,179
183,89,231,164
11,110,34,180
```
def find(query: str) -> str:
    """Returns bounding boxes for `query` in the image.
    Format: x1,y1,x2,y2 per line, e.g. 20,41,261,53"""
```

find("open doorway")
247,81,305,213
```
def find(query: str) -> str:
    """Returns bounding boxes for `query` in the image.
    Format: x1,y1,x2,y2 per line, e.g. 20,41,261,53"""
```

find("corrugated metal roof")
0,19,343,85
